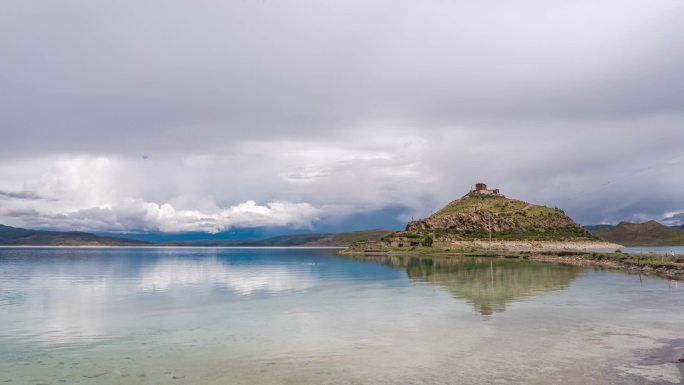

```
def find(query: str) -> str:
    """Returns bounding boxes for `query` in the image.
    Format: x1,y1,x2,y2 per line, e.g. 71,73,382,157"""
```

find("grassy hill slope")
402,193,594,241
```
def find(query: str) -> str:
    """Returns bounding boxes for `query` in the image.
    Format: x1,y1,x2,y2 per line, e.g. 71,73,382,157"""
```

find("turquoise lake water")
590,246,684,254
618,246,684,254
0,247,682,384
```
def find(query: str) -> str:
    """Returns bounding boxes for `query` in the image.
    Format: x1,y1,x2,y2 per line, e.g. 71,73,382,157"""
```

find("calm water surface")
0,247,682,384
620,246,684,255
592,246,684,254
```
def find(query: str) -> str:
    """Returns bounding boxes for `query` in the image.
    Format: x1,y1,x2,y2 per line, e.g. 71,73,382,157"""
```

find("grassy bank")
529,251,684,280
341,246,684,280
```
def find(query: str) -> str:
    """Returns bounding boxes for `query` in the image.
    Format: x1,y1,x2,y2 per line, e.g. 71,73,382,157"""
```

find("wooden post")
488,212,492,254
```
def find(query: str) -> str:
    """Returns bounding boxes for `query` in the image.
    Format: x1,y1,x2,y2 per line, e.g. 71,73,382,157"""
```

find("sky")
1,0,683,234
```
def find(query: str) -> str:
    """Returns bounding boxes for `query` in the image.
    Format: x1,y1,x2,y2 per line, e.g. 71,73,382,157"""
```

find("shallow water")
592,246,684,254
621,246,684,255
0,247,682,384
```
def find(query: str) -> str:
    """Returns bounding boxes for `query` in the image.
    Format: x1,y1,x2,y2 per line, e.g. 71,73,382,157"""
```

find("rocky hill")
399,185,595,242
594,221,684,246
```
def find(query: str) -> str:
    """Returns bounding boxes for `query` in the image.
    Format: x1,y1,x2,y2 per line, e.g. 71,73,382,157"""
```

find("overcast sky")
1,0,683,233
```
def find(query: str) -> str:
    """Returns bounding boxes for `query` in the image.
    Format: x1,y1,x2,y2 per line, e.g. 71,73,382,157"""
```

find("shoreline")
341,244,684,281
528,253,684,281
432,240,623,252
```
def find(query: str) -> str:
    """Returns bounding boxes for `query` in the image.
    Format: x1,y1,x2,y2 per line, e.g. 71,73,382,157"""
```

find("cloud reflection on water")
7,254,318,344
138,258,317,295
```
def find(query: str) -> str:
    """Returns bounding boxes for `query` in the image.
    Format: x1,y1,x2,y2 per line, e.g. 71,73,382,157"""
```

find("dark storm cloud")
663,213,684,227
2,0,683,154
0,0,683,231
0,190,41,200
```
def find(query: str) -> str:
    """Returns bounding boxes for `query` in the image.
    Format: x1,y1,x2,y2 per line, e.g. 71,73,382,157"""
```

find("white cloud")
137,199,320,233
0,156,321,232
1,198,321,234
2,120,684,231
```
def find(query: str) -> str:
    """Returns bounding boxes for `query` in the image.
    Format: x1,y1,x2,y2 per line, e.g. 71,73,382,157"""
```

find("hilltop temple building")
470,182,500,195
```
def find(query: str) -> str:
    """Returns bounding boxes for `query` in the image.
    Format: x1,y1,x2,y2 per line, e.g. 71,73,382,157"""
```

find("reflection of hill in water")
355,256,581,315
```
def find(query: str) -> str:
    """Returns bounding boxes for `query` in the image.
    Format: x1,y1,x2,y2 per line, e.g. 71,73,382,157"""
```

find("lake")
604,246,684,255
0,247,682,384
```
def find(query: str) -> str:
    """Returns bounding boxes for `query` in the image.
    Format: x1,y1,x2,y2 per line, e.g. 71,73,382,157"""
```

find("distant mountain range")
585,223,684,233
0,224,151,246
0,224,392,247
4,218,684,247
164,229,393,247
590,221,684,246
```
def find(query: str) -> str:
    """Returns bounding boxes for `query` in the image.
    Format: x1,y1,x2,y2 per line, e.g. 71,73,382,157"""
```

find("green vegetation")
344,245,684,280
421,233,433,247
552,250,676,272
434,194,569,222
595,220,684,246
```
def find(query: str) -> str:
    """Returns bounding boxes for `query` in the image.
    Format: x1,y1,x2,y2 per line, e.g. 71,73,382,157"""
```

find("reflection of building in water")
352,255,580,316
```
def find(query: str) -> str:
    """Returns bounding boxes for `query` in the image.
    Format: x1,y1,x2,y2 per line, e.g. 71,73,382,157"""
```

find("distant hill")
594,221,684,246
168,229,393,247
166,233,325,247
0,224,392,247
585,223,684,233
0,224,151,246
584,224,614,233
401,186,594,242
303,229,394,246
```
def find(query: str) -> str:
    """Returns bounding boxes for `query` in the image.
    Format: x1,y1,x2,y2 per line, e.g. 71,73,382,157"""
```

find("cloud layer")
1,0,683,231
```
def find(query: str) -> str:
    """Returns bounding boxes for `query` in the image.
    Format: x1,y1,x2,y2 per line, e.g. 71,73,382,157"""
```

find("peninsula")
351,183,618,252
344,183,684,280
